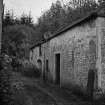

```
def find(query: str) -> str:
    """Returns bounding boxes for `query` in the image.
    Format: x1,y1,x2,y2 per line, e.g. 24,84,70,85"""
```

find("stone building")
30,10,105,92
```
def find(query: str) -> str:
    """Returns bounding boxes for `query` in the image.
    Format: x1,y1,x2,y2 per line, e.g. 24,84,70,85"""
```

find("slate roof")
30,8,105,50
30,39,45,50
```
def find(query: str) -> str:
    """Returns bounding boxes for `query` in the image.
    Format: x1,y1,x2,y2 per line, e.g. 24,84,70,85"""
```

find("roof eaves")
30,39,45,50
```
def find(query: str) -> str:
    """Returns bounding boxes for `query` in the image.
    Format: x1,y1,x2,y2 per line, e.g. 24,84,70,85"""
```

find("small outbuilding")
30,9,105,93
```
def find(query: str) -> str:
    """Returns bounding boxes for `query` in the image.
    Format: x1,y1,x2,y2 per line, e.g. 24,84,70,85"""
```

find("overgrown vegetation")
3,10,34,27
0,56,13,105
18,63,41,78
2,0,105,58
1,0,105,104
34,0,98,41
2,25,36,59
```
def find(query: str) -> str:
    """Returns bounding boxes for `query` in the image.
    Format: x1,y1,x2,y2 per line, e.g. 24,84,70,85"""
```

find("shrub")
0,66,13,105
19,63,41,78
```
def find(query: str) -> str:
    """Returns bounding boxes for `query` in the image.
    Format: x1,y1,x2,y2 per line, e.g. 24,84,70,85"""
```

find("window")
89,40,96,68
31,49,34,60
46,59,49,72
55,53,60,84
39,45,42,56
37,59,42,70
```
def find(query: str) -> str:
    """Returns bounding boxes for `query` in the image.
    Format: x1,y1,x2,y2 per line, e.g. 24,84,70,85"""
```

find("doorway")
46,59,49,80
55,53,60,84
89,40,96,69
87,40,97,91
46,59,49,72
37,59,42,70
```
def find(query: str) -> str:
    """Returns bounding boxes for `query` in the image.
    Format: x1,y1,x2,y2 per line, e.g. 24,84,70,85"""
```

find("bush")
19,63,41,78
0,67,13,105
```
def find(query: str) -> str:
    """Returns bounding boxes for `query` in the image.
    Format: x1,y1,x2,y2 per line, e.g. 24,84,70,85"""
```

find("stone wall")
42,18,98,90
30,17,105,91
97,17,105,90
30,47,40,67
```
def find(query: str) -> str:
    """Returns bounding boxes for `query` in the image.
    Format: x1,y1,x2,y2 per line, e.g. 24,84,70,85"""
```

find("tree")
3,11,14,27
20,12,33,26
2,26,26,58
98,0,105,8
2,0,98,55
35,0,98,39
3,10,34,28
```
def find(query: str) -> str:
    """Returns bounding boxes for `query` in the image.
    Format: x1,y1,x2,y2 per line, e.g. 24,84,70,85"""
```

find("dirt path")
10,72,57,105
10,72,91,105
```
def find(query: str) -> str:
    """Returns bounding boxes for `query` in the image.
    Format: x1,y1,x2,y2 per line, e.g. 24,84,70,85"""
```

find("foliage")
2,25,35,59
98,0,105,8
2,10,36,58
20,64,41,78
2,0,99,47
20,12,33,26
3,11,34,28
30,0,98,44
2,0,101,55
2,27,25,58
0,56,13,105
3,11,14,27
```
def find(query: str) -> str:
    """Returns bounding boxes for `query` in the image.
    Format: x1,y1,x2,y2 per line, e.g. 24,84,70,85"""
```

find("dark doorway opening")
87,40,97,97
46,59,49,80
46,59,49,72
55,53,60,84
37,59,42,70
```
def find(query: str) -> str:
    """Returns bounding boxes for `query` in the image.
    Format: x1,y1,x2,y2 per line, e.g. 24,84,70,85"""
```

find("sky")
4,0,58,23
3,0,98,23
